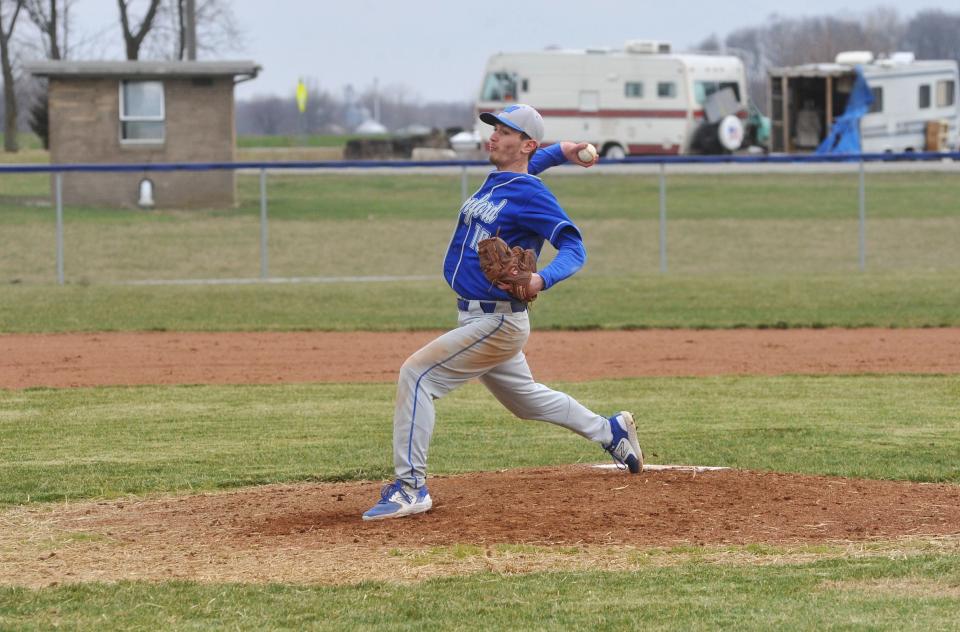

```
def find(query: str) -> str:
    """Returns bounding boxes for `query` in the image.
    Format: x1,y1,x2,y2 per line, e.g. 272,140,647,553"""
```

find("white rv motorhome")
474,41,750,157
769,52,960,153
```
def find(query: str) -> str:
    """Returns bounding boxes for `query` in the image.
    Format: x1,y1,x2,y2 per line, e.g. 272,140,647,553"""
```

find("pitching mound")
4,466,959,587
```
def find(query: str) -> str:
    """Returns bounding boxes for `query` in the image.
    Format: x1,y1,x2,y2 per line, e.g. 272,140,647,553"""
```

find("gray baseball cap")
480,104,544,144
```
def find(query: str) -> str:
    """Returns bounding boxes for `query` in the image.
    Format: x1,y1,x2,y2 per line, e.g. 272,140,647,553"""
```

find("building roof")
23,60,260,81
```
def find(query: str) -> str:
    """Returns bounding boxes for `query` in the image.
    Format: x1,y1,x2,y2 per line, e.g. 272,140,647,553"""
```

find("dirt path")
2,328,959,389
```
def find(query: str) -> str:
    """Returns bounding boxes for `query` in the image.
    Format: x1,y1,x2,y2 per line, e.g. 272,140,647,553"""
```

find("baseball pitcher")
363,104,642,520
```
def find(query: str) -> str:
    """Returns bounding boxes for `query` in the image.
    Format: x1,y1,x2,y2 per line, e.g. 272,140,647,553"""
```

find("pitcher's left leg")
479,352,643,472
479,351,611,443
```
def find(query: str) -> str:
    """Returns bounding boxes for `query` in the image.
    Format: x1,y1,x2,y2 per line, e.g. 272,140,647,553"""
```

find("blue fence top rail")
1,151,959,174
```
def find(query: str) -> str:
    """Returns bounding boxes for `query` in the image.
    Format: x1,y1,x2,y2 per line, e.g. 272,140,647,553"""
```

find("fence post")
259,168,269,279
55,172,64,285
659,162,668,273
858,159,866,271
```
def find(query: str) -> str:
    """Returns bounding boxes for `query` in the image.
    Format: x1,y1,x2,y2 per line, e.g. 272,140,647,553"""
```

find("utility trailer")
768,51,959,153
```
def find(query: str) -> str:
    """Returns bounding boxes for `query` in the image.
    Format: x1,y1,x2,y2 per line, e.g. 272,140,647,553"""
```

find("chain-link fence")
2,154,959,285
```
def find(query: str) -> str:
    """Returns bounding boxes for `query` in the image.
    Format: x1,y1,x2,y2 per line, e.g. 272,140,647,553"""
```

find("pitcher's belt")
457,298,527,314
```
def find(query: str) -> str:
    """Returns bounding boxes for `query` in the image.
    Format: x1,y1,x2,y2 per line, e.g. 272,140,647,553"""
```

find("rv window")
481,72,518,102
936,80,956,107
657,82,677,98
693,81,741,105
869,87,883,114
919,84,931,109
625,82,644,98
521,79,529,92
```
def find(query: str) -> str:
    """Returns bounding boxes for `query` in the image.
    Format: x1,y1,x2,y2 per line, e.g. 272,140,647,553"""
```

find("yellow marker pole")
296,79,308,114
296,79,308,145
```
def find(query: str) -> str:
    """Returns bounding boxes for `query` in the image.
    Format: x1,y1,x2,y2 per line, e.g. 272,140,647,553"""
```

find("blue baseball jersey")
443,144,583,301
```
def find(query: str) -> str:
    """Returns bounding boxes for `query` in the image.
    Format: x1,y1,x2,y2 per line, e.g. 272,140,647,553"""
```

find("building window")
869,87,883,113
657,81,677,98
936,79,956,107
120,80,165,142
919,84,931,109
624,82,644,98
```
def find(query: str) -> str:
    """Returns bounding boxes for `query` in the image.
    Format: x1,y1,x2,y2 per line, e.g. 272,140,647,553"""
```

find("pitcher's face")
487,124,536,170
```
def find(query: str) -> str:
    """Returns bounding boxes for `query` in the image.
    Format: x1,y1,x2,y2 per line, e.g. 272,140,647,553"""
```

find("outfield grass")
7,170,956,220
2,555,959,631
1,273,959,333
2,376,957,505
237,134,378,148
2,171,958,284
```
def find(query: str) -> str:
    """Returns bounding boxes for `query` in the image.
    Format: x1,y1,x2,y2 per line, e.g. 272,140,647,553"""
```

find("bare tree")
117,0,161,60
143,0,242,61
723,8,915,113
695,33,722,53
725,25,772,111
1,0,23,152
238,95,289,135
22,1,76,148
903,10,960,62
24,0,73,59
185,0,240,58
862,7,904,57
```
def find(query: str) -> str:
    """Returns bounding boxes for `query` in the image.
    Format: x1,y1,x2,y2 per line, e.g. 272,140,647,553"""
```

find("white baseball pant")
393,301,614,488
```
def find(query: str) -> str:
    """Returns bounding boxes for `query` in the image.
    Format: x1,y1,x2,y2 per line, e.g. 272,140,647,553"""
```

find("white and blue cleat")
604,411,644,473
362,480,433,521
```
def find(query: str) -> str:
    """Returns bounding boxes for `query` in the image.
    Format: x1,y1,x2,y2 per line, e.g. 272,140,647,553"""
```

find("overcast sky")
69,0,946,102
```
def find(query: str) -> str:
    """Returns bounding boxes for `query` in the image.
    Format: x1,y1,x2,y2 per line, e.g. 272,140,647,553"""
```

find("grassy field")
2,375,959,628
2,165,959,628
0,132,362,159
2,273,960,332
2,375,958,505
5,168,959,220
1,171,959,285
2,555,959,631
0,133,44,155
236,134,375,148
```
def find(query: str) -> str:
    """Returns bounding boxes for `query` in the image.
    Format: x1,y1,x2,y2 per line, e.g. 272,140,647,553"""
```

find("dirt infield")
2,327,959,586
2,327,959,389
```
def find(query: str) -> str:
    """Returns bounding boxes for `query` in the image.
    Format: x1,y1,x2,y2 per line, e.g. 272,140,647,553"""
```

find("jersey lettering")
460,193,507,225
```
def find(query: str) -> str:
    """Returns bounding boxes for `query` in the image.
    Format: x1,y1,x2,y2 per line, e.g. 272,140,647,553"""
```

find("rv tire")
602,144,626,160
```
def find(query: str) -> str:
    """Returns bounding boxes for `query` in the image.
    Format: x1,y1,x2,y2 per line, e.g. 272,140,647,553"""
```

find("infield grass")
2,555,959,631
2,375,957,505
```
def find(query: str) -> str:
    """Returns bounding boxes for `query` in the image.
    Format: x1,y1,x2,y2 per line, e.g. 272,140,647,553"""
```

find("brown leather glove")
477,235,538,302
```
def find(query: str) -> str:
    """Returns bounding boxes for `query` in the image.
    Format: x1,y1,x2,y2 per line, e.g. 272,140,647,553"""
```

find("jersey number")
469,225,491,252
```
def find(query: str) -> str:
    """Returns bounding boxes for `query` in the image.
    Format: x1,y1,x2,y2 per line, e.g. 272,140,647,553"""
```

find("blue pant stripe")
406,315,506,482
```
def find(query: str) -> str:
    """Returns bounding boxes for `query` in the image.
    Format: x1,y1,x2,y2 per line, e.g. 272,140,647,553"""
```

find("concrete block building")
25,60,260,209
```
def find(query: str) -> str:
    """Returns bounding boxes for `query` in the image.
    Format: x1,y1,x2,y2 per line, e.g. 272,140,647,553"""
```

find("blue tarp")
816,66,874,154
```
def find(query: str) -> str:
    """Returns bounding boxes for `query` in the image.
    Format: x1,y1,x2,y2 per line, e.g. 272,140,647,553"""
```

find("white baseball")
577,143,598,163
